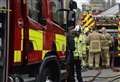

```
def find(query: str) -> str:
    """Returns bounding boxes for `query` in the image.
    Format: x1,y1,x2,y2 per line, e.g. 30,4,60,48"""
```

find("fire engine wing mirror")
57,9,76,31
68,10,76,27
39,17,47,26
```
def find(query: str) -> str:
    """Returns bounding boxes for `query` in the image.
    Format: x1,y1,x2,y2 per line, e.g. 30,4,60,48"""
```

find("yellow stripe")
42,50,49,59
14,50,21,62
87,21,95,28
118,34,120,38
83,17,94,27
21,28,23,50
83,28,89,33
55,34,66,51
29,29,43,50
118,54,120,56
118,27,120,31
119,22,120,25
118,40,120,43
118,46,120,50
82,14,91,22
83,21,95,33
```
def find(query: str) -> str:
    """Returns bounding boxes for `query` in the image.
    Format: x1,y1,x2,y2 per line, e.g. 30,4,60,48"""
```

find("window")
50,0,64,26
0,0,6,8
28,0,42,22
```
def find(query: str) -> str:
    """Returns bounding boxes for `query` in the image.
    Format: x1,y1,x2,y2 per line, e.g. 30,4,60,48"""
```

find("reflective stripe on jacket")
74,34,87,58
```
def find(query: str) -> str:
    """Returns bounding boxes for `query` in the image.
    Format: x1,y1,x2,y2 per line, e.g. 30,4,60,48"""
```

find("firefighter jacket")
79,33,87,55
87,31,102,53
101,33,112,50
74,33,87,59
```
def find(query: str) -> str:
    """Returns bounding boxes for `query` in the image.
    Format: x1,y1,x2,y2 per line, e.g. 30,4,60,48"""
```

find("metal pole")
3,0,10,82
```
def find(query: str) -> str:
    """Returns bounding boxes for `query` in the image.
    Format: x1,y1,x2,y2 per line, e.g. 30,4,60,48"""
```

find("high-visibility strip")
118,46,120,50
83,20,95,33
84,28,89,33
21,28,23,50
87,21,95,28
42,50,49,59
118,27,120,31
55,34,66,51
118,21,120,50
29,29,43,50
83,17,94,27
14,50,22,63
82,14,91,22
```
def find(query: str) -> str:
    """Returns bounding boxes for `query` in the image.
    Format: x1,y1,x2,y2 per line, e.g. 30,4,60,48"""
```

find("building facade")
90,0,106,11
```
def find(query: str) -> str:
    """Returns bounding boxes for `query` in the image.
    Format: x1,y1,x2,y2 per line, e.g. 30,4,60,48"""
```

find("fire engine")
94,15,120,67
0,0,77,82
79,12,95,33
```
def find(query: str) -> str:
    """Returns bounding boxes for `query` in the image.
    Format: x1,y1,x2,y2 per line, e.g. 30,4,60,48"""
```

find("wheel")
36,63,60,82
40,68,53,82
36,55,60,82
8,74,24,82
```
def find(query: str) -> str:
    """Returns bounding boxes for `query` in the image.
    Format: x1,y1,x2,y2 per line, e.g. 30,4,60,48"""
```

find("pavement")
82,68,120,82
16,68,120,82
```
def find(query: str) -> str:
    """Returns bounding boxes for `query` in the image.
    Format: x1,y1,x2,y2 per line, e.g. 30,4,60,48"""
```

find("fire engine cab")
0,0,77,82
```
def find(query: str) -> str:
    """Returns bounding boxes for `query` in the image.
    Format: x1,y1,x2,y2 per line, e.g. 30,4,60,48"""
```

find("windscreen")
50,0,64,27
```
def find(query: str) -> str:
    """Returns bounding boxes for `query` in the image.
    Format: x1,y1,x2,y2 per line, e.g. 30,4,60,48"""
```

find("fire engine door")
0,12,7,82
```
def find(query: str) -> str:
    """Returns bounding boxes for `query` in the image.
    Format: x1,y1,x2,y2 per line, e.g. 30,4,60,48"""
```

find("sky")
116,0,120,3
74,0,120,9
74,0,90,9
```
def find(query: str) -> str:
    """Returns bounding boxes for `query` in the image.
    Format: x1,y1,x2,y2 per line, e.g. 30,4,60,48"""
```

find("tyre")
36,55,60,82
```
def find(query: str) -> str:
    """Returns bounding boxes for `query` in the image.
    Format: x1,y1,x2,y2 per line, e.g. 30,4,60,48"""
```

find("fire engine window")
28,0,42,22
0,0,6,8
50,0,63,26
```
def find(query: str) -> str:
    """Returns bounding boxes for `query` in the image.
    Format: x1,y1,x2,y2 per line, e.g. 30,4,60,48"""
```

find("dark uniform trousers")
67,56,83,82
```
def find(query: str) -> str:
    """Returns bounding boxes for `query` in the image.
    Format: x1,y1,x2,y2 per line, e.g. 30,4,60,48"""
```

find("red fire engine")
0,0,77,82
94,15,120,67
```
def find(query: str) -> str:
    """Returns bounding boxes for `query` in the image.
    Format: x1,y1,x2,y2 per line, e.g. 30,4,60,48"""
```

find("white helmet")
74,25,80,31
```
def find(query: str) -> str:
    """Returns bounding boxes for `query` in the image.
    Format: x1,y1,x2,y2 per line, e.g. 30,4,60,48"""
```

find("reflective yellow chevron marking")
82,14,91,22
14,50,22,62
83,18,94,27
21,28,23,51
83,21,95,33
84,28,89,33
118,27,120,31
118,46,120,50
42,50,49,59
29,29,43,50
87,21,95,28
55,34,66,51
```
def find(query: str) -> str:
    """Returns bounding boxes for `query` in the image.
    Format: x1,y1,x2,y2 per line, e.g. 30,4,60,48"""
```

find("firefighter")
73,27,83,82
101,27,112,68
66,26,76,82
79,31,88,67
87,28,102,69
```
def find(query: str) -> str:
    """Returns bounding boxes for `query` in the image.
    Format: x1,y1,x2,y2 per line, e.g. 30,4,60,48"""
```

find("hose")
84,70,101,82
83,70,120,82
83,74,120,79
109,76,120,82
